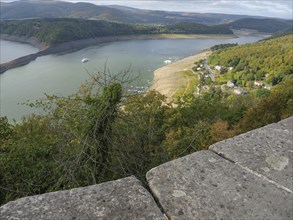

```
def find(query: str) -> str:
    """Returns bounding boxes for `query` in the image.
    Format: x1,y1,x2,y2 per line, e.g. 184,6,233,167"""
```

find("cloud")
2,0,292,19
68,0,293,18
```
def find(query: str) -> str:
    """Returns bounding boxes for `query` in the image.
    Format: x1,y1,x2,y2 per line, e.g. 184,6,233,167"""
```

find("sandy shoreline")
150,50,212,100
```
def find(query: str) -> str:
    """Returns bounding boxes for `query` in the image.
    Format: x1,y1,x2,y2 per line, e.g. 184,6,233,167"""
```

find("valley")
0,0,292,211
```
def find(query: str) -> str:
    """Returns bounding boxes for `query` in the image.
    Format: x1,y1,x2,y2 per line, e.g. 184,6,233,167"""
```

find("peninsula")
0,18,235,73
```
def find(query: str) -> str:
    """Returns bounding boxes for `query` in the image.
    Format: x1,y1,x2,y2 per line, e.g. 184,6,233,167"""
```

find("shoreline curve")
150,50,212,100
0,34,234,74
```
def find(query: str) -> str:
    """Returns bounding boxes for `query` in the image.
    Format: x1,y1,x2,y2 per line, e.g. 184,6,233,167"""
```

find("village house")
227,80,235,88
264,85,272,90
214,65,222,71
254,81,263,87
234,87,248,95
214,65,228,74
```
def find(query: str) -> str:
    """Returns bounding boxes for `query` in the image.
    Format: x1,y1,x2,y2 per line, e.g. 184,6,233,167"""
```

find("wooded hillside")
223,18,292,33
0,0,262,25
208,34,293,86
0,18,233,45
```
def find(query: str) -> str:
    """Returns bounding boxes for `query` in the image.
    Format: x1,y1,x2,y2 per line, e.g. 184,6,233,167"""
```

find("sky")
1,0,292,19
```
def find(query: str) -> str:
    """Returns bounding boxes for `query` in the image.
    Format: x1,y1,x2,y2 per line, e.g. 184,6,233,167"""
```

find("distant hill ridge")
1,0,267,25
223,18,293,33
0,18,233,46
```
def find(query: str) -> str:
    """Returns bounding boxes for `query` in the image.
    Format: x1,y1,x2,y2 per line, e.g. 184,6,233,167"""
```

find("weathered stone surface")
274,116,293,128
146,150,293,220
0,176,163,220
210,116,293,191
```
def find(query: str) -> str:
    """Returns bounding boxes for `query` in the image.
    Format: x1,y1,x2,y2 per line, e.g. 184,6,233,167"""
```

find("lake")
0,35,263,121
0,40,39,63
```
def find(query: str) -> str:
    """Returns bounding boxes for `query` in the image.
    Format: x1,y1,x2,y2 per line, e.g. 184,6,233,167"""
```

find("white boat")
164,59,172,64
81,58,90,63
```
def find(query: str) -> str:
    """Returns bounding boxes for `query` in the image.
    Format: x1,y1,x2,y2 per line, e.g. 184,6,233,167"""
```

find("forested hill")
223,18,292,33
208,34,293,86
0,18,233,46
0,0,262,25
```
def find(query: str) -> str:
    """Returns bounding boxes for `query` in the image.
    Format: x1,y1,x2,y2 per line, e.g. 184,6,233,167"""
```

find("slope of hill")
208,34,293,86
0,18,233,46
0,0,263,25
224,18,292,33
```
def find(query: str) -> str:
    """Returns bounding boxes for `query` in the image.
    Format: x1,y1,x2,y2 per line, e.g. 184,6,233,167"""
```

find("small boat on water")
81,58,90,63
164,59,172,64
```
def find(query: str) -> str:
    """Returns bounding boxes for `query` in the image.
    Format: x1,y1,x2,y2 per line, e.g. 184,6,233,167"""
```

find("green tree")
0,117,13,145
0,72,126,203
0,115,61,203
256,88,270,98
117,91,171,181
164,121,211,159
240,79,293,131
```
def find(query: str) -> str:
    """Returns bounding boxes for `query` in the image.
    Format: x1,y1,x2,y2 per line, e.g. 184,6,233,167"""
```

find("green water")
0,39,39,63
0,36,264,121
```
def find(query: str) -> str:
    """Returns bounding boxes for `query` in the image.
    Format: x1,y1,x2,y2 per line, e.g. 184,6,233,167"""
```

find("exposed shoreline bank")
0,34,235,74
150,50,212,100
0,34,48,50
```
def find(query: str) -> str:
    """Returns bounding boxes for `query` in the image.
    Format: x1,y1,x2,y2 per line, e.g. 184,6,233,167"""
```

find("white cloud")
69,0,293,18
2,0,292,19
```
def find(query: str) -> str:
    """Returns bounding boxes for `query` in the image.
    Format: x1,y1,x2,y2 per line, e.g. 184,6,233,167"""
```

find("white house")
234,88,248,95
264,85,272,90
227,80,235,88
215,65,222,71
254,81,263,87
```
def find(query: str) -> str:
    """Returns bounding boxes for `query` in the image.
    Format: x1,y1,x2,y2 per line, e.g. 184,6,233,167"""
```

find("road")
203,59,215,82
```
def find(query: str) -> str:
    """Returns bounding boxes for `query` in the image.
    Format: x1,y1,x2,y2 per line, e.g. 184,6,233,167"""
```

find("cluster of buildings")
221,79,271,95
194,62,272,95
221,80,248,95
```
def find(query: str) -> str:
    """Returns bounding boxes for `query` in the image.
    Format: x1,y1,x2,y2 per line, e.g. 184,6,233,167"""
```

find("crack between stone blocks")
144,183,170,220
208,149,293,194
237,164,293,194
209,148,236,164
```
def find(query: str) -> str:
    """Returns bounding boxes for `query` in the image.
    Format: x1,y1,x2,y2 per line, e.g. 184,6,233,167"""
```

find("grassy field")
172,70,199,99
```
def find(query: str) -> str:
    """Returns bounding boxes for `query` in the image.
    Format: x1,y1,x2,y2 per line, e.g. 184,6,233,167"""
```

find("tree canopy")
1,18,233,45
208,34,293,86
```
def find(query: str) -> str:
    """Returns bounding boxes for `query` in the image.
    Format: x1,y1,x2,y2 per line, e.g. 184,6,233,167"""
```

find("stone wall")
1,117,292,219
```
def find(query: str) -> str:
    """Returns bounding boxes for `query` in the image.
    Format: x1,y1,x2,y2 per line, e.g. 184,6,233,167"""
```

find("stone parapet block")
0,176,163,220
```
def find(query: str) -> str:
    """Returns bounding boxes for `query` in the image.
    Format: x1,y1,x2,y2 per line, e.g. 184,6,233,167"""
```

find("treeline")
223,18,292,33
0,72,292,205
208,34,293,86
0,18,233,45
164,23,233,35
210,43,238,51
